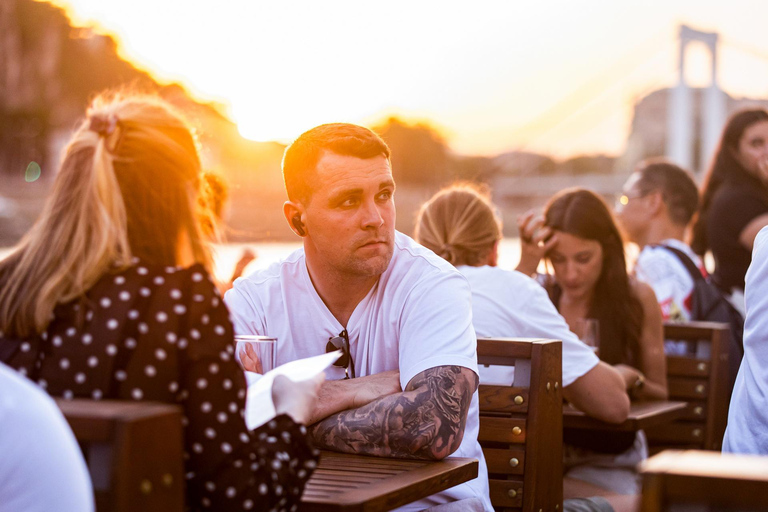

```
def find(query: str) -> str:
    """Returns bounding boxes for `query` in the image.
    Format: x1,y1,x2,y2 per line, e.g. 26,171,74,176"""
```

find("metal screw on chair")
508,489,517,498
554,381,559,390
695,384,705,394
508,457,519,468
162,474,173,487
140,479,152,495
693,428,702,438
512,427,522,436
697,362,706,372
514,395,524,405
694,406,703,416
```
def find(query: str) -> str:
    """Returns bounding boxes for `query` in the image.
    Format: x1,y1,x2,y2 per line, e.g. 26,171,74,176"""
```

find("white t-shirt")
225,231,492,512
723,226,768,454
0,363,94,512
634,239,706,322
457,265,599,388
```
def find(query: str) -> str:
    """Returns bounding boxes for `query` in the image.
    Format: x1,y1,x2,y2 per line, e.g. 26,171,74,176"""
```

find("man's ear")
647,190,665,216
283,201,307,237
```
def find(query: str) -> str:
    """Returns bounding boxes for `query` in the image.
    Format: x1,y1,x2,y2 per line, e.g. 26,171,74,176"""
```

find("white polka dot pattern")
3,260,318,512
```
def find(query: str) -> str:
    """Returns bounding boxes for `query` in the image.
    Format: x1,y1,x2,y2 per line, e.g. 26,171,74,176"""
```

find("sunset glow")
48,0,768,157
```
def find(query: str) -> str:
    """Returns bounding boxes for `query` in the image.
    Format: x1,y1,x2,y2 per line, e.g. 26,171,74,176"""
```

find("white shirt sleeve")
0,365,94,512
397,271,478,389
723,226,768,454
516,283,599,387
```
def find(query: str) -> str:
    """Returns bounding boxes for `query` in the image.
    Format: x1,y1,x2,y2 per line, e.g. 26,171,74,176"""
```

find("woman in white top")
414,184,629,423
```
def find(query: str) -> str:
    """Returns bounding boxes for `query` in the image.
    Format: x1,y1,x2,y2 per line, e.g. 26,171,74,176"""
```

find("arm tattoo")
309,366,478,460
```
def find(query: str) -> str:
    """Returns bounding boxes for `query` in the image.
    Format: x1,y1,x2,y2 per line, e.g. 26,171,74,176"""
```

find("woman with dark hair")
518,188,667,400
517,188,666,494
0,93,321,512
691,109,768,312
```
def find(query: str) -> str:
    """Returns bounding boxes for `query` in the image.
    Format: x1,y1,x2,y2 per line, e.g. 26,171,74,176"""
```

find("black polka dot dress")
2,260,319,512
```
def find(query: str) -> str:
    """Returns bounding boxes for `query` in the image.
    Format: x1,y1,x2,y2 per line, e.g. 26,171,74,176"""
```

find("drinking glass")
234,335,276,374
578,319,600,354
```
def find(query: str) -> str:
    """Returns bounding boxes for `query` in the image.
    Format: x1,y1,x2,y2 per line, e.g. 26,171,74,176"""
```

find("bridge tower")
666,25,726,173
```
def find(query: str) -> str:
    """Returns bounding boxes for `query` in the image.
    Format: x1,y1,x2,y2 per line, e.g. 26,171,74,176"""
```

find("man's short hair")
634,159,699,226
282,123,391,203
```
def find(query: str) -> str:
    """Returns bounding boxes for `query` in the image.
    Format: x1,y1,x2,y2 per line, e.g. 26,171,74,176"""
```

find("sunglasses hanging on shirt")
326,329,355,379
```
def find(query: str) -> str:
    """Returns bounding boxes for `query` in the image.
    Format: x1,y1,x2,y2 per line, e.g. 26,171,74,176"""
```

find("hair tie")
89,114,122,153
89,114,118,136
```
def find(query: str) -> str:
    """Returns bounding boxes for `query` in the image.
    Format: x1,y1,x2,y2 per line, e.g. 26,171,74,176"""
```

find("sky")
49,0,768,158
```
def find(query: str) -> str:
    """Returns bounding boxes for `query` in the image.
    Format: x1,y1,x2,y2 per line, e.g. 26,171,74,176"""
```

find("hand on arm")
563,361,630,424
739,213,768,251
309,366,478,460
306,370,402,426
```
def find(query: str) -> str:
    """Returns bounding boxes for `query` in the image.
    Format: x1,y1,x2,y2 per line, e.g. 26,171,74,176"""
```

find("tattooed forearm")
309,366,478,460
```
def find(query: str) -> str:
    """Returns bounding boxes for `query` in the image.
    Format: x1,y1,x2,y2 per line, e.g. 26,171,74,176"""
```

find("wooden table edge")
302,456,479,512
563,400,688,431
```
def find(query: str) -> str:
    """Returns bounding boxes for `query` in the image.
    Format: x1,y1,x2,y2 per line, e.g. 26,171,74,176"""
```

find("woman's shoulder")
629,277,659,309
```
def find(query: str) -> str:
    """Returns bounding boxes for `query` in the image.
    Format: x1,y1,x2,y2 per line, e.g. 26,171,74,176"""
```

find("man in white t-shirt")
0,363,94,512
723,226,768,454
616,160,705,324
225,123,491,511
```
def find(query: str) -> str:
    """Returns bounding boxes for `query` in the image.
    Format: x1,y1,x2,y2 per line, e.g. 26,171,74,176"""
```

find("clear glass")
234,335,276,374
577,318,600,354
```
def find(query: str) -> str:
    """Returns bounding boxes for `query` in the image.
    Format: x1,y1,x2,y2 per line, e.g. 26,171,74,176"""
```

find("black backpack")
658,244,744,387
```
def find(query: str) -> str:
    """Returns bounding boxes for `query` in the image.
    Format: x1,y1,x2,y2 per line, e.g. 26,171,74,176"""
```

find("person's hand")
613,363,643,390
351,370,402,409
231,249,257,282
757,157,768,185
239,342,263,374
515,210,557,276
272,373,325,425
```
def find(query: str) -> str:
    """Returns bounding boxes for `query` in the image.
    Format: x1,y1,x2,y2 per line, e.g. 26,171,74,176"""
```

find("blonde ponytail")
0,94,209,338
415,183,502,267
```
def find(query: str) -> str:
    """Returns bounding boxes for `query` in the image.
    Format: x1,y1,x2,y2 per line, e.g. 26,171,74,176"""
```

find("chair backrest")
477,338,563,512
640,449,768,512
56,399,185,512
646,322,730,452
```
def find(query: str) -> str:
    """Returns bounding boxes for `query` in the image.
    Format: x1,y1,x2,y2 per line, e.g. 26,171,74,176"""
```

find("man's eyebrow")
329,188,362,201
379,179,396,190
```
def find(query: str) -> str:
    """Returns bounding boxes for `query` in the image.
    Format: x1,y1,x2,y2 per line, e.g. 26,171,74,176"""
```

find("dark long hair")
691,109,768,255
544,188,643,365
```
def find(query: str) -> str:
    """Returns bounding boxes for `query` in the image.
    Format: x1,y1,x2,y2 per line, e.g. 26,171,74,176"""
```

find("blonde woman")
0,94,321,512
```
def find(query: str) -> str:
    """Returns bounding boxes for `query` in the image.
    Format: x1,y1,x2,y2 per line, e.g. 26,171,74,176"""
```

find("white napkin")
244,350,341,430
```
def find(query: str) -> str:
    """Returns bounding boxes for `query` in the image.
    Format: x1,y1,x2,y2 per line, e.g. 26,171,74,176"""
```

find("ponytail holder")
89,114,118,136
89,114,121,153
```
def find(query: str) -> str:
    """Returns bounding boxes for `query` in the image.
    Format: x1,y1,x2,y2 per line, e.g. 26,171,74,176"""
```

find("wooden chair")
640,450,768,512
477,338,563,512
56,399,185,512
646,322,730,452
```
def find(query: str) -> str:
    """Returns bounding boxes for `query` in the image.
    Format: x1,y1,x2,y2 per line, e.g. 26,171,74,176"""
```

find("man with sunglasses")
615,159,704,324
225,123,491,511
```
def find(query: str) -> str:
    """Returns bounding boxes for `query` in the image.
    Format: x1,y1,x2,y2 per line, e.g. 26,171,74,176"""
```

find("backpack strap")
655,243,706,283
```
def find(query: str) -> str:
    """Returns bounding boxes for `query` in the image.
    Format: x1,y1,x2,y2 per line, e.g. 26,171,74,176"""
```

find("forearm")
564,362,630,424
309,366,476,460
306,380,358,426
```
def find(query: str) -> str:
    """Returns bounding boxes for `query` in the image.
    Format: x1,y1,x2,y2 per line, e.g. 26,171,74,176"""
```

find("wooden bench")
56,399,185,512
477,338,563,512
640,450,768,512
646,322,730,452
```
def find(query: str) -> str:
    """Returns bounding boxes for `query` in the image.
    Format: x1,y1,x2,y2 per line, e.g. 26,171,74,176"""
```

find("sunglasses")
326,329,355,379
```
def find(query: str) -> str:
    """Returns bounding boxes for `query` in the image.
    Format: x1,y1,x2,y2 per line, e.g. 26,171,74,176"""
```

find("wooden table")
563,400,687,432
300,452,478,512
